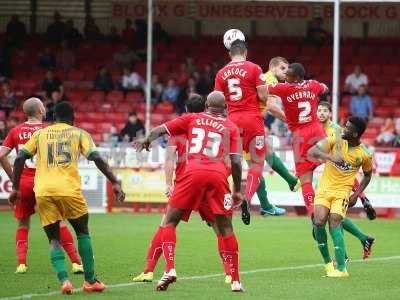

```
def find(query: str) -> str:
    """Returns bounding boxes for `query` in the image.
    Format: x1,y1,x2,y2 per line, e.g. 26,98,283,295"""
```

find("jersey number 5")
228,78,242,101
189,128,222,158
298,101,312,123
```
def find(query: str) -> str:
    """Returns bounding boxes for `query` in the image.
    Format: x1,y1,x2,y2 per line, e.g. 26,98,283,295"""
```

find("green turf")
0,212,399,299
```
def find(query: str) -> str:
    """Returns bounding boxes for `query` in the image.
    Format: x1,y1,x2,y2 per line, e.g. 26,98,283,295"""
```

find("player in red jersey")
266,63,328,215
136,91,244,292
0,97,83,274
132,94,231,284
214,39,285,225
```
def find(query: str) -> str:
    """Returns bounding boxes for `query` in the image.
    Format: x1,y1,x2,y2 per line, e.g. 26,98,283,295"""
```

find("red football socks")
217,234,230,275
245,170,262,202
161,225,176,272
144,227,163,273
16,227,28,265
301,182,315,215
60,225,81,264
353,179,366,199
222,234,240,282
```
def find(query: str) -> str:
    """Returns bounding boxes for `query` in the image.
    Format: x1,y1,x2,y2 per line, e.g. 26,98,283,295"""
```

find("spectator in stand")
120,112,144,142
202,64,216,92
106,26,121,43
45,90,63,122
186,57,196,74
64,19,82,45
176,78,196,114
350,84,372,122
162,79,180,106
0,120,7,143
393,119,400,147
0,81,17,116
102,124,120,146
153,22,171,45
46,12,65,44
150,74,163,103
6,15,27,46
57,40,76,72
135,19,147,48
345,65,368,94
84,16,102,41
193,71,208,95
376,117,396,146
94,66,114,92
305,17,330,46
176,63,189,86
122,19,136,46
6,116,19,131
39,47,56,69
41,69,63,98
113,45,138,69
120,67,144,92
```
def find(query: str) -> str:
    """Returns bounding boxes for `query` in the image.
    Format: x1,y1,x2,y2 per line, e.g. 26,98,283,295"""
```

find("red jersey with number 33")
164,112,240,175
2,122,46,177
214,60,265,116
267,80,326,132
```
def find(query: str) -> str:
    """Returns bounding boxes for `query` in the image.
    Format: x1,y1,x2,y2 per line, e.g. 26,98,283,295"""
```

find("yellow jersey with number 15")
316,135,373,193
21,123,97,198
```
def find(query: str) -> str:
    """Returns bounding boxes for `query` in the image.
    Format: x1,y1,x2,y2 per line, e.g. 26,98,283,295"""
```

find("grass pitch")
0,212,399,300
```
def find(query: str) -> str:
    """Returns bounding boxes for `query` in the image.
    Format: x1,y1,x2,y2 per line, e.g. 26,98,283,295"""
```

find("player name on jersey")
221,67,248,80
286,91,317,103
195,118,226,132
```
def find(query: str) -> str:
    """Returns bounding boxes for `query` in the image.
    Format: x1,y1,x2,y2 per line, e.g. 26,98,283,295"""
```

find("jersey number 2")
298,101,311,123
189,128,222,158
228,78,242,101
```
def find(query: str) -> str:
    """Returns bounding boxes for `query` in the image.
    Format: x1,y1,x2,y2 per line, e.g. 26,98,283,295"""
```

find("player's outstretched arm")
88,151,125,203
349,171,372,207
135,126,167,152
230,153,243,207
308,140,343,164
9,151,30,206
0,147,13,179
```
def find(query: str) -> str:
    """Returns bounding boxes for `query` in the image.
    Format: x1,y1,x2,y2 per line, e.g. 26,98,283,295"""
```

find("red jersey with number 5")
266,80,326,132
214,60,265,116
163,112,240,175
2,122,46,177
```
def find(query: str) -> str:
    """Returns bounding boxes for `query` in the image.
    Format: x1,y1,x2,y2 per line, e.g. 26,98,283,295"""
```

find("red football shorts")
14,175,36,220
228,113,266,164
292,123,326,177
180,200,215,223
169,169,232,217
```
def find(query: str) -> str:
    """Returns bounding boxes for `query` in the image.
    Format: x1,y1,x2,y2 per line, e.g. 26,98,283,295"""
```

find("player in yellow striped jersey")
248,57,300,217
309,116,373,277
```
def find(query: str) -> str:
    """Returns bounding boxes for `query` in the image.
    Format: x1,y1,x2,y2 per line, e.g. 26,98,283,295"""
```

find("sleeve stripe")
20,148,33,157
163,124,171,136
86,149,97,158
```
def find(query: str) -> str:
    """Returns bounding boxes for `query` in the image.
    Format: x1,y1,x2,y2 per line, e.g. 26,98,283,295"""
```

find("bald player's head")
23,97,46,119
206,91,226,113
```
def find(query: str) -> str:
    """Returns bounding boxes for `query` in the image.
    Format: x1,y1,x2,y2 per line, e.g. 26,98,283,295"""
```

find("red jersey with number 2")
267,80,326,132
2,122,46,177
214,60,265,116
164,112,240,175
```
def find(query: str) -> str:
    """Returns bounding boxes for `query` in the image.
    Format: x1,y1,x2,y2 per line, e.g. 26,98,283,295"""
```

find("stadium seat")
87,112,105,123
79,122,96,132
108,112,127,123
389,87,400,97
154,103,174,114
374,106,393,118
106,91,124,102
88,91,105,103
68,70,85,81
67,90,88,103
126,91,144,102
97,122,113,132
114,102,135,113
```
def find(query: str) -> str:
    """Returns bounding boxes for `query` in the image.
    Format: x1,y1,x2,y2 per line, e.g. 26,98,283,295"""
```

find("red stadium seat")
368,85,387,97
126,91,144,102
67,90,88,103
92,133,103,143
389,87,400,97
155,103,174,114
108,112,127,123
87,112,105,122
88,91,105,103
78,122,96,132
114,102,135,113
97,122,113,132
106,91,124,102
374,106,393,118
68,70,85,81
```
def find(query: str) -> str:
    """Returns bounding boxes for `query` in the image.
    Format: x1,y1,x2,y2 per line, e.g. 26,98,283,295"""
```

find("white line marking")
2,255,399,300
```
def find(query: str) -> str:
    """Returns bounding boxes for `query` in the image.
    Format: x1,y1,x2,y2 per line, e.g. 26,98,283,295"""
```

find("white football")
223,29,245,50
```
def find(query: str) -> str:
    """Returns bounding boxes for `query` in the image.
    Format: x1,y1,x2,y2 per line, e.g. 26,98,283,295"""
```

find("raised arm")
257,85,286,122
136,125,168,152
87,151,125,203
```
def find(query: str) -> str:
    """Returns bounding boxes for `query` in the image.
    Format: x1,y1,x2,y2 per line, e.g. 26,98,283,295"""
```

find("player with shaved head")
136,91,244,292
0,97,83,274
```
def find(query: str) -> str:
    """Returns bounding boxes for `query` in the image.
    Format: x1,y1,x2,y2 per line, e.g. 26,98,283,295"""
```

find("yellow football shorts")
314,190,350,218
36,196,88,227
